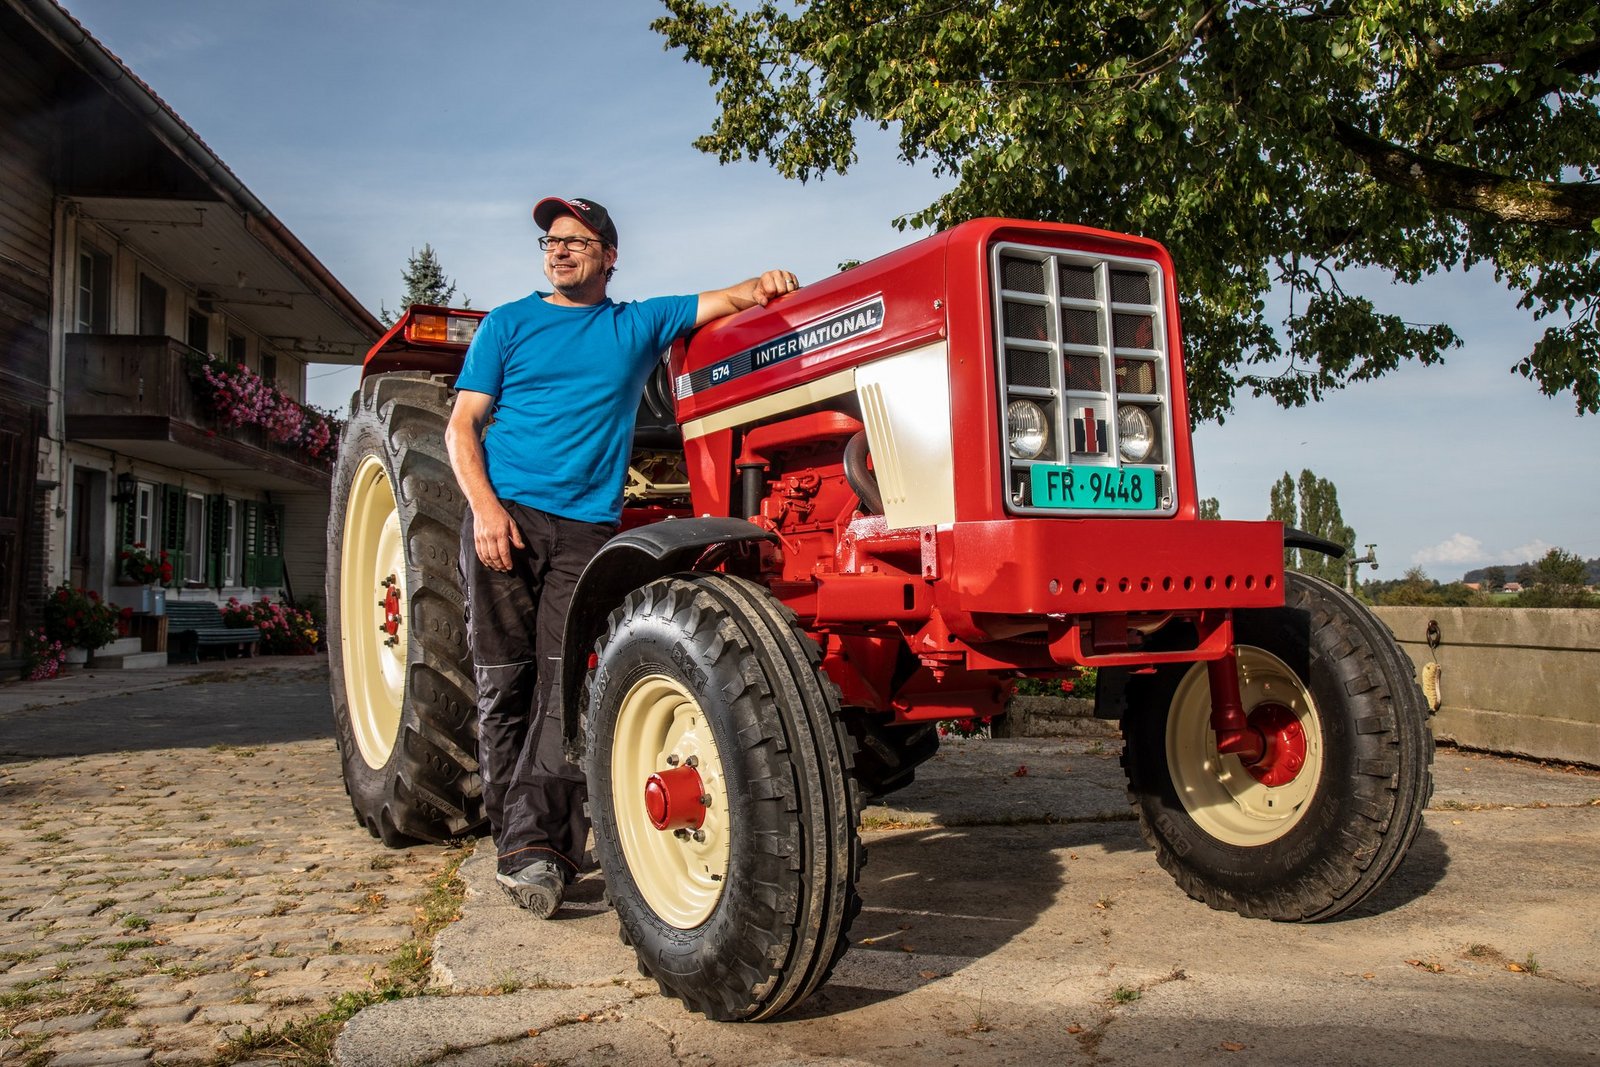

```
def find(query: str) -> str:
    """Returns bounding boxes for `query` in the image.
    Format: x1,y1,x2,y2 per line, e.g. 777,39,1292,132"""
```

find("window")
222,498,242,586
261,354,278,384
226,331,247,365
134,484,154,548
183,493,208,585
138,274,167,336
76,245,111,332
187,309,209,353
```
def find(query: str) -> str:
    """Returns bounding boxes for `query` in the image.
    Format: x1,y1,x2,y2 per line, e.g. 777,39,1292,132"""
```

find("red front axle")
1207,650,1308,785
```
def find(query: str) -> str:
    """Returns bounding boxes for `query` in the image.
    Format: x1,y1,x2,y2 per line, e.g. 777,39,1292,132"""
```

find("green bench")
164,600,261,663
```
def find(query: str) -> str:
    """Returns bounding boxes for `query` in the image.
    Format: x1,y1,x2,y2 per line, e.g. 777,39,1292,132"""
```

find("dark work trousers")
458,501,614,880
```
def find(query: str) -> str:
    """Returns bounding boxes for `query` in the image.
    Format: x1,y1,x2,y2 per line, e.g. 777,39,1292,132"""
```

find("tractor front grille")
991,241,1176,516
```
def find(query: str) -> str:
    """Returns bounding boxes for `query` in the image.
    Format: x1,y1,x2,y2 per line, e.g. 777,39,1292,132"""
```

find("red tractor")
327,218,1433,1021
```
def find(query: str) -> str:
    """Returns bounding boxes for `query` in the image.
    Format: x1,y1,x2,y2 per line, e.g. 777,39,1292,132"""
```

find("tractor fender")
558,517,778,757
1284,526,1346,559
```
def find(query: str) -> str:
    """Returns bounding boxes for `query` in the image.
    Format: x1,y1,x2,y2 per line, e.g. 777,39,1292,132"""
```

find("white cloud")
1502,540,1555,564
1412,534,1486,568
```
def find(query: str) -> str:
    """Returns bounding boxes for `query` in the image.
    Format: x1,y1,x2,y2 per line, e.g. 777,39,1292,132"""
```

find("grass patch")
858,814,933,831
214,848,469,1065
1109,985,1142,1004
0,976,135,1036
105,939,157,962
120,915,152,932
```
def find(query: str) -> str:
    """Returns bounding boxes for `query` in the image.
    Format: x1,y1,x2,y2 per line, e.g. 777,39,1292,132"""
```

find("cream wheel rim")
339,453,408,769
1165,646,1324,846
611,673,729,928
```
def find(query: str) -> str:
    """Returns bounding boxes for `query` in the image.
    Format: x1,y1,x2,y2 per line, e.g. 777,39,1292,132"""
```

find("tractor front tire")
1122,572,1433,921
585,573,862,1021
327,372,482,846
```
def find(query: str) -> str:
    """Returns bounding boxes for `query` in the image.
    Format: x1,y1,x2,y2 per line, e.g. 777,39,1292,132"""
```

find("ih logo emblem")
1072,406,1107,454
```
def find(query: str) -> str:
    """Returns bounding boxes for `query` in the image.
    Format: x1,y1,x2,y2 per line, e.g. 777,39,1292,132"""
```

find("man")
445,196,798,918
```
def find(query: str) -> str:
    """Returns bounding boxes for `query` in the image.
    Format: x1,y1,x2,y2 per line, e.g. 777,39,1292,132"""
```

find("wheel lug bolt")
700,794,712,807
666,754,680,767
673,828,690,840
684,754,699,768
692,829,706,843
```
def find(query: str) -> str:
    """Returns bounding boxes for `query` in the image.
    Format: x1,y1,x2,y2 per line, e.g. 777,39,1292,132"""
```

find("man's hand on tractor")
696,269,800,326
748,269,800,307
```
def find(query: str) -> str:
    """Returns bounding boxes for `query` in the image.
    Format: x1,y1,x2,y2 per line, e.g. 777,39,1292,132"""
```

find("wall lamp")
113,472,137,506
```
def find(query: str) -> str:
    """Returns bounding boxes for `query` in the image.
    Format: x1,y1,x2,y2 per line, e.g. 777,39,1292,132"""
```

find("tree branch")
1332,120,1600,230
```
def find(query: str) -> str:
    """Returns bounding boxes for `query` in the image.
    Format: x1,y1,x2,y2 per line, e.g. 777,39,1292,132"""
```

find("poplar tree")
1268,469,1355,582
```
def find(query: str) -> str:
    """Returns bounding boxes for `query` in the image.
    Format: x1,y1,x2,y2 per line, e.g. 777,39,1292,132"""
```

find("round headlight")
1007,400,1049,460
1117,404,1155,462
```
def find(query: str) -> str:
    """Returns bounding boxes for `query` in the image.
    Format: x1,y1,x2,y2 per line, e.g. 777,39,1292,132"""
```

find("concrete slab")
338,740,1600,1066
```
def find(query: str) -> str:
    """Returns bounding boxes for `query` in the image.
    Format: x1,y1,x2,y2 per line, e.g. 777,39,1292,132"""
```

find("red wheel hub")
1241,702,1306,786
644,764,707,832
379,574,402,646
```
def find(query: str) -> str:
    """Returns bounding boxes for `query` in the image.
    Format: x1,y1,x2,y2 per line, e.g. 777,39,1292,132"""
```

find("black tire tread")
585,574,861,1022
327,372,483,846
1121,572,1433,922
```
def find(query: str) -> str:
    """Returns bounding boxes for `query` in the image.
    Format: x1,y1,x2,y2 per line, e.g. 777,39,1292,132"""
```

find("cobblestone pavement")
0,658,457,1065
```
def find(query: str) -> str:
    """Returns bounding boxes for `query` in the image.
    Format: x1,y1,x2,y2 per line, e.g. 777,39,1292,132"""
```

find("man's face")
543,213,617,299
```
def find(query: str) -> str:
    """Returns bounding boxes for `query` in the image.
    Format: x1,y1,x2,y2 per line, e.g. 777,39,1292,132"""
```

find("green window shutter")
242,501,260,587
117,495,135,550
162,484,188,586
258,503,286,587
208,495,227,589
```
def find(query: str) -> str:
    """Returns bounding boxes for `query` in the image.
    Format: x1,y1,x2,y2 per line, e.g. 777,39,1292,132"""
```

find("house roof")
8,0,382,361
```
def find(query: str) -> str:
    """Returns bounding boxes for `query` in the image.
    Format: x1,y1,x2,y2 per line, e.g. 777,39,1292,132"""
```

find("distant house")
1503,582,1524,594
0,0,380,662
1462,582,1482,592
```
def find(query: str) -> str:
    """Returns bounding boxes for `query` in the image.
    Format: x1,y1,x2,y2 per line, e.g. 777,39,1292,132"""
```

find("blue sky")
63,0,1599,582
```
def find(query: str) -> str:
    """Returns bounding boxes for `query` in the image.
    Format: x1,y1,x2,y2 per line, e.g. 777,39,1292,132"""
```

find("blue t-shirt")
455,292,698,524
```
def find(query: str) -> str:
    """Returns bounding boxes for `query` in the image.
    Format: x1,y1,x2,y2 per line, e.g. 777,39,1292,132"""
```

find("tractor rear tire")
584,573,862,1021
327,372,482,846
1121,572,1433,921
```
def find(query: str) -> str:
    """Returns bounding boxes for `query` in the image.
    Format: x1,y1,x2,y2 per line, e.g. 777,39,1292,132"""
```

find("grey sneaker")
495,860,564,919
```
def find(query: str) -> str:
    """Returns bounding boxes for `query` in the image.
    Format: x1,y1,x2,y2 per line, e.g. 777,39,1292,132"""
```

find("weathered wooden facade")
0,0,380,661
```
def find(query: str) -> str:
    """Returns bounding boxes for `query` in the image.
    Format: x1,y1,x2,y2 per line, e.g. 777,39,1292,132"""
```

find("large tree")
656,0,1600,420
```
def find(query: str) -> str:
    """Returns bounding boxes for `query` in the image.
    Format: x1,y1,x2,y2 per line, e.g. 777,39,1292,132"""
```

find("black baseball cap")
532,196,618,248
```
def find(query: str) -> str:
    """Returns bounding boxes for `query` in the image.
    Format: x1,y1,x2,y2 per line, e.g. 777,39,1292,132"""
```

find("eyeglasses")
538,235,607,253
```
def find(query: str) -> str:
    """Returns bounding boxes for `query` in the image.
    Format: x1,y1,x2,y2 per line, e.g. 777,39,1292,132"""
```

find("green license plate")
1030,465,1157,510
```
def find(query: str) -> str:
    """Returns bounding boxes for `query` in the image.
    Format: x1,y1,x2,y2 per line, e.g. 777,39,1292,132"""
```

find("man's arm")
695,269,800,327
444,389,524,572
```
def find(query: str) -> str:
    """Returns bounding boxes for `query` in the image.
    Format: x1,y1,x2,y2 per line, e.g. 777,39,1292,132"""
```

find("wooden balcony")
64,334,331,490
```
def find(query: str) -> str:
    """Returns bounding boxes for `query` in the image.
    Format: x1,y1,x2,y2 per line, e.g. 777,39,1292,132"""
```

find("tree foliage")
1368,565,1482,605
657,0,1600,420
1520,547,1597,605
1266,468,1354,582
380,244,467,326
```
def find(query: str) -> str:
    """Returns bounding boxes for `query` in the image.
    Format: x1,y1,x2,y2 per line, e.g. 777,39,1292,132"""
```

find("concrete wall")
1373,607,1600,767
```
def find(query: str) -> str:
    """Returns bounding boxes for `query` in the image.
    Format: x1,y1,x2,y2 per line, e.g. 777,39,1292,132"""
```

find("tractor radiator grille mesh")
992,242,1176,517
